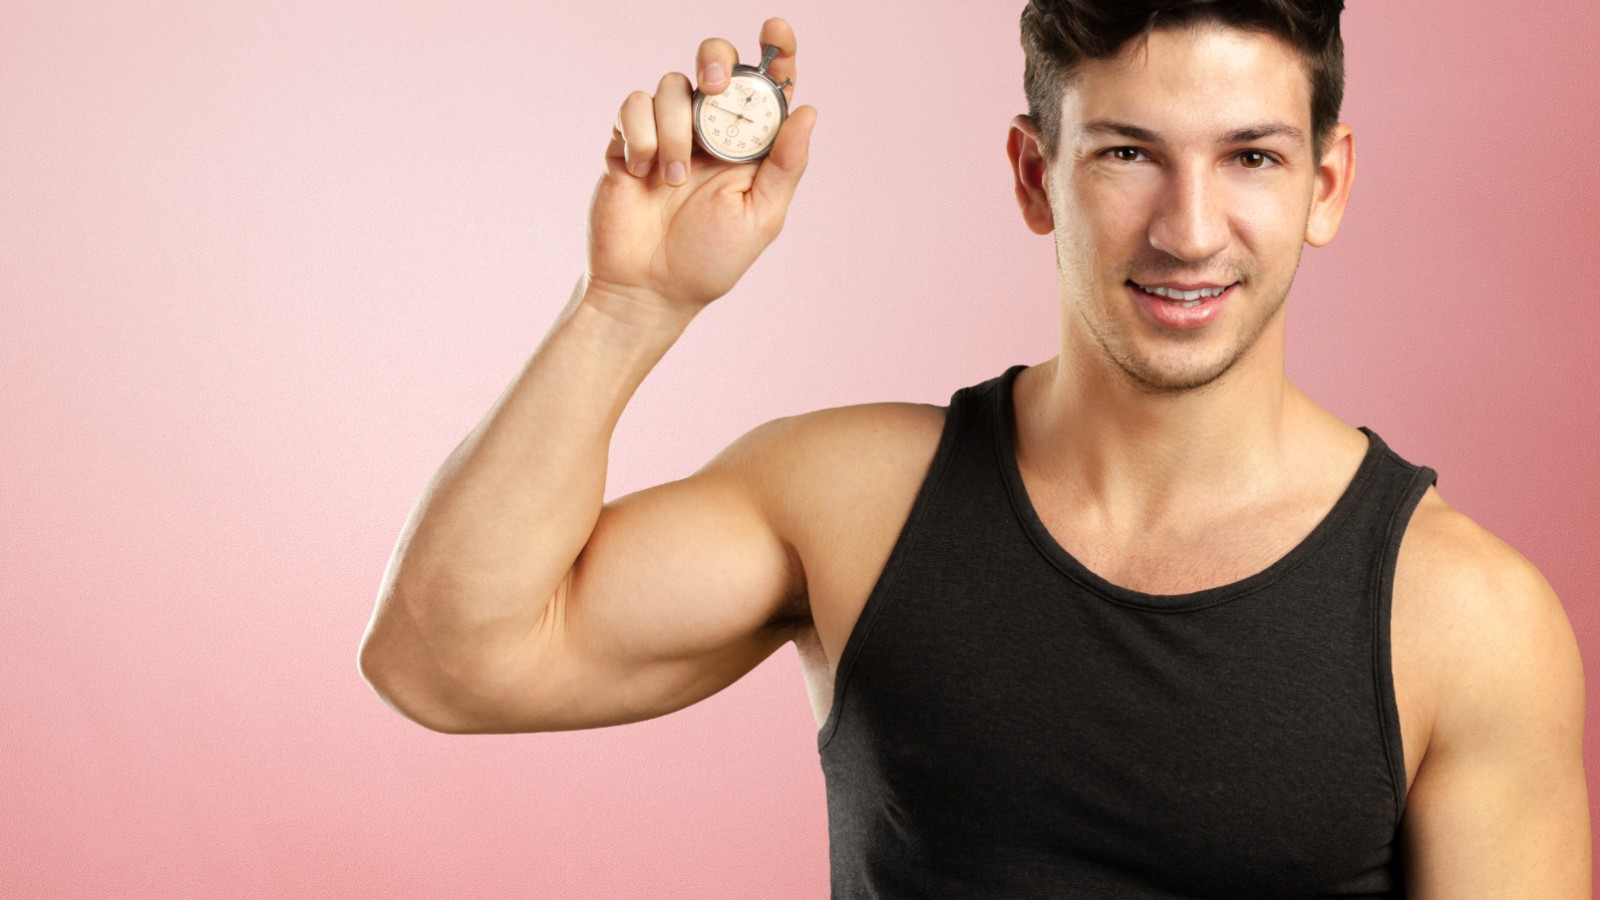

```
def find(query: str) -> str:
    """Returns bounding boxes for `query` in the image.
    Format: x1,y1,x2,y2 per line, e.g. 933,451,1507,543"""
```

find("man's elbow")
357,637,494,735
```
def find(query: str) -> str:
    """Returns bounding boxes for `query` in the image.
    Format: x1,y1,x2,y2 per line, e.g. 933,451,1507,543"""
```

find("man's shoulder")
706,400,950,542
1395,483,1583,758
1392,484,1589,886
1398,485,1561,629
725,399,947,467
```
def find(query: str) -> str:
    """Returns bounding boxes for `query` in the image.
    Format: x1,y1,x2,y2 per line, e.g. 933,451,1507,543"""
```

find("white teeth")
1137,283,1228,302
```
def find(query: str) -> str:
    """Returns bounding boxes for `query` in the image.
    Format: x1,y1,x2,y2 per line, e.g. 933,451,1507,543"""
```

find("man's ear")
1008,114,1055,235
1305,123,1355,247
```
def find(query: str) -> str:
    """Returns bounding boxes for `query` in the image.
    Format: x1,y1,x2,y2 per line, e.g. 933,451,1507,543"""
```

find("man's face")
1039,24,1337,395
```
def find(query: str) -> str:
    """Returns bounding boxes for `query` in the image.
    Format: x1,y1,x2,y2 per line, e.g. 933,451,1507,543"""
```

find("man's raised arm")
357,18,818,734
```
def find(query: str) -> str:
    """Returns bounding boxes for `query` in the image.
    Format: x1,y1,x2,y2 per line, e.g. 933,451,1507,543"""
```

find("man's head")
1021,0,1346,167
1006,0,1354,396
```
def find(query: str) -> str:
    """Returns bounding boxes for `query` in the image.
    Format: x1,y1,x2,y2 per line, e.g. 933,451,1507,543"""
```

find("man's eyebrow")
1075,119,1308,148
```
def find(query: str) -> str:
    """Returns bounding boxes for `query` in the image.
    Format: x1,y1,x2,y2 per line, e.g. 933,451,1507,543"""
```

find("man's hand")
586,17,818,323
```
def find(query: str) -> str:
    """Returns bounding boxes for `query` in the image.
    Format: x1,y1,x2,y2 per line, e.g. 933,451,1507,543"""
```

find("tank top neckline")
990,363,1386,612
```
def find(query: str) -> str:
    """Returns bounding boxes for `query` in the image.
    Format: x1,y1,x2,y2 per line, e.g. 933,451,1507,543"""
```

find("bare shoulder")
719,399,949,529
1392,487,1590,890
1394,483,1586,762
709,399,949,640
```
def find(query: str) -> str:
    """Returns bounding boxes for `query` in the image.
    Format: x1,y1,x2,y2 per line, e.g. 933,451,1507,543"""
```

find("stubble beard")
1058,238,1291,399
1087,295,1256,397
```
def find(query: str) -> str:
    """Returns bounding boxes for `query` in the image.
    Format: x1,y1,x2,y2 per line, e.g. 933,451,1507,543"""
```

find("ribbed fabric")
818,363,1437,899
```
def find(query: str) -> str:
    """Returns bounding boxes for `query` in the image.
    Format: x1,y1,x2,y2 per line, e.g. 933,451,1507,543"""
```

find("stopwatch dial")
696,73,784,161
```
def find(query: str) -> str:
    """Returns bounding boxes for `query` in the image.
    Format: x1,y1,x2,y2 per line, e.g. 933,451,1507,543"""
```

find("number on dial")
699,74,780,158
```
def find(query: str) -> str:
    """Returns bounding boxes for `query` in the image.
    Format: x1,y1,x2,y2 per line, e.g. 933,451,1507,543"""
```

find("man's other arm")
358,20,818,735
358,279,811,734
1398,505,1591,897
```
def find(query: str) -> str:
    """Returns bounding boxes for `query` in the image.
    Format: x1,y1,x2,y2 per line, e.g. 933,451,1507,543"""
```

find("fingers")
751,104,817,228
610,72,694,183
614,90,657,178
757,17,798,106
696,37,738,96
653,72,693,186
609,20,800,185
698,19,797,102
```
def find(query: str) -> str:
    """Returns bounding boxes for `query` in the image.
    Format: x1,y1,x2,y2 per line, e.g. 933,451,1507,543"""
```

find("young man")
359,3,1590,896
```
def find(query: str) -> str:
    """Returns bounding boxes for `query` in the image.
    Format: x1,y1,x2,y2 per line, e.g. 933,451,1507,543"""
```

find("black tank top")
818,363,1438,899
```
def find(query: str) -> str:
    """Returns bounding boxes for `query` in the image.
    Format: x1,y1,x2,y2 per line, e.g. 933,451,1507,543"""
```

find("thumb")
750,105,816,225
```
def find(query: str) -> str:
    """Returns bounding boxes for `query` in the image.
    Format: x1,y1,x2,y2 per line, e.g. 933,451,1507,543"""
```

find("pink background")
3,1,1596,896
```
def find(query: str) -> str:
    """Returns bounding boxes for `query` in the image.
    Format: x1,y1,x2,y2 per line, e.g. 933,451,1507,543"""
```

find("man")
359,2,1590,896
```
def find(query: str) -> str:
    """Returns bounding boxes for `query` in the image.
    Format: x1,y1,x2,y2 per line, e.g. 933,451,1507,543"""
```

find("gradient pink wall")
3,1,1596,896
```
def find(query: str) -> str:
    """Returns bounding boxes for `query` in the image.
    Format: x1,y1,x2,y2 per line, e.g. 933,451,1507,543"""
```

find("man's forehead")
1074,118,1309,150
1060,24,1312,144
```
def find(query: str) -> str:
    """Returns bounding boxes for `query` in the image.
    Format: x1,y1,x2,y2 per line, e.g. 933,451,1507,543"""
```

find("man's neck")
1015,339,1316,536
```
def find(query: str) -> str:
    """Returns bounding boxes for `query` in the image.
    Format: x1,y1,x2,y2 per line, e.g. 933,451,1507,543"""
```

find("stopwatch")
691,44,793,163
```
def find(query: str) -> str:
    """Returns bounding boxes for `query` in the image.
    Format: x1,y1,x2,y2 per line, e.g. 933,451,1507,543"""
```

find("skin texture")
1031,37,1312,399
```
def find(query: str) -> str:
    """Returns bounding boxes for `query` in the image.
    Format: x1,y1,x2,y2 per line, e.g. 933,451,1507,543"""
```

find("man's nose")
1147,165,1230,262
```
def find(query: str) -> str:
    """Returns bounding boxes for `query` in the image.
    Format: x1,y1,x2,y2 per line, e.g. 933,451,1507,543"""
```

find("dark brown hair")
1020,0,1345,162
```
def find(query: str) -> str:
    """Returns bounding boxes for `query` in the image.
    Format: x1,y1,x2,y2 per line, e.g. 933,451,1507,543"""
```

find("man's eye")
1105,147,1146,163
1239,150,1280,169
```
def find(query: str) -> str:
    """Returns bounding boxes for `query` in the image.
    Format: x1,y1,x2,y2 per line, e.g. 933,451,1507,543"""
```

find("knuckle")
657,71,691,93
623,90,653,111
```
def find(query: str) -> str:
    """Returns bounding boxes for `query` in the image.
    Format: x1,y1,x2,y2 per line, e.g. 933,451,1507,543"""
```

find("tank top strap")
973,362,1438,610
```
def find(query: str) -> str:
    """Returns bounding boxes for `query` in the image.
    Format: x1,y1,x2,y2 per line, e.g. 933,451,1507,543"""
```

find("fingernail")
631,160,650,177
702,62,724,85
666,162,686,185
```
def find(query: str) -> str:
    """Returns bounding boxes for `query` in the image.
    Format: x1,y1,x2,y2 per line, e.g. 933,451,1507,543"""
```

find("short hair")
1020,0,1346,163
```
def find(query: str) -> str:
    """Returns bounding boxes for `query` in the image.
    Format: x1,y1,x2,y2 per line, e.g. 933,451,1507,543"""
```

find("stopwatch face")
693,69,788,163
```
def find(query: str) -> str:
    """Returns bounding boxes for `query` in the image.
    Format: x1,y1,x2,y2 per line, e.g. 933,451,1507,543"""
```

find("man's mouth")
1127,280,1237,308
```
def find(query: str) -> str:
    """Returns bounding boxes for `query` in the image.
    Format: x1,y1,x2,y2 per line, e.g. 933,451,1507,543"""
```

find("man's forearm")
361,274,694,694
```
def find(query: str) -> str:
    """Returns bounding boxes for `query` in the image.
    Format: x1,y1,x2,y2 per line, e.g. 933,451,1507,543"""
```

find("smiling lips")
1130,280,1236,304
1128,280,1235,328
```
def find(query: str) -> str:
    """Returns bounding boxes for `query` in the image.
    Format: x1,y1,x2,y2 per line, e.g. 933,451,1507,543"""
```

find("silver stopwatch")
691,44,793,163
